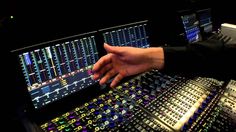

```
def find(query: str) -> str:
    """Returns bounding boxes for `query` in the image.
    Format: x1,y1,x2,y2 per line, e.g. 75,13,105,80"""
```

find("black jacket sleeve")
162,34,236,79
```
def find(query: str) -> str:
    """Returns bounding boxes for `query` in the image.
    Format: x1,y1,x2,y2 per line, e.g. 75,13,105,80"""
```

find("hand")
93,43,164,88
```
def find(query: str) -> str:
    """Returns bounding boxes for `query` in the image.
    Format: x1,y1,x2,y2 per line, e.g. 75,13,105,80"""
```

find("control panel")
40,70,236,131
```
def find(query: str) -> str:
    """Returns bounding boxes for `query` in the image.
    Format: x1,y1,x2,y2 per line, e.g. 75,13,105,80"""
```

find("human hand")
93,43,164,88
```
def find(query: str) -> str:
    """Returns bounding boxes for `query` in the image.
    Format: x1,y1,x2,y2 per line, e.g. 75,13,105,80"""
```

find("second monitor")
99,20,150,48
181,13,202,43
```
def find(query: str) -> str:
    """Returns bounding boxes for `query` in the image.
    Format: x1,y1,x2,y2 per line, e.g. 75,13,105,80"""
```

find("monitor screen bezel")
10,31,106,123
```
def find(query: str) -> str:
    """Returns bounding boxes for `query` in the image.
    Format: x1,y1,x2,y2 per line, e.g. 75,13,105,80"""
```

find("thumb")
104,43,123,55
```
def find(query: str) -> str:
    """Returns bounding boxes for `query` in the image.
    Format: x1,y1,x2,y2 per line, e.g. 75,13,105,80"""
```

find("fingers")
93,54,112,74
104,43,123,55
110,73,125,88
99,69,117,85
94,63,113,80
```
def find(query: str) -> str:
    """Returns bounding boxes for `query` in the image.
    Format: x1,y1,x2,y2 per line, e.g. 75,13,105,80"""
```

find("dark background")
1,0,235,131
2,0,236,52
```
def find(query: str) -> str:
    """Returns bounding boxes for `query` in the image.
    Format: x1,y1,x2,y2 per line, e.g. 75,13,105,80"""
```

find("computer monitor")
196,8,213,34
11,31,99,109
181,13,202,43
99,20,150,48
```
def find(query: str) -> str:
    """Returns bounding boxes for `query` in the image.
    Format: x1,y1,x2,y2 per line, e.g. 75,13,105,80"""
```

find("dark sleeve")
162,35,236,79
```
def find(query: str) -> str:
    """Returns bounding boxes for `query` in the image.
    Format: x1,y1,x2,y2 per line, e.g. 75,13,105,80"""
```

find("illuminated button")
143,99,149,105
136,86,141,90
84,103,89,107
90,108,95,113
97,99,102,104
105,95,110,100
118,116,123,122
136,95,141,99
161,83,166,88
95,127,99,131
102,116,107,121
99,104,104,108
114,104,119,109
106,109,111,114
122,100,127,104
88,120,92,125
100,125,105,130
103,105,108,110
58,119,66,125
106,99,111,104
129,90,134,95
64,126,72,132
125,90,129,93
41,123,48,129
156,87,161,92
109,100,115,105
126,111,132,117
75,107,80,112
52,117,59,123
109,122,115,128
130,94,136,99
82,126,87,132
150,94,156,100
47,126,55,131
129,105,134,109
117,86,122,89
119,105,124,111
121,110,126,115
88,104,94,109
76,126,83,131
115,95,120,99
94,110,99,115
104,121,110,126
68,114,75,119
97,114,102,119
113,115,118,120
111,110,115,116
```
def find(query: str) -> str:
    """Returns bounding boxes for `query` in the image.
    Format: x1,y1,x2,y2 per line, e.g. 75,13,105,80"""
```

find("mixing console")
40,70,236,132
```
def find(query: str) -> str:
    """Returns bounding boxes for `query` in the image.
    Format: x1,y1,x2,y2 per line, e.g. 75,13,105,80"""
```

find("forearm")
145,47,165,70
161,37,235,76
162,46,193,72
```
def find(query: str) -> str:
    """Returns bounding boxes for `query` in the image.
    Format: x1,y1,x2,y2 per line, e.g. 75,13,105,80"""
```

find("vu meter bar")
19,34,99,109
100,20,150,48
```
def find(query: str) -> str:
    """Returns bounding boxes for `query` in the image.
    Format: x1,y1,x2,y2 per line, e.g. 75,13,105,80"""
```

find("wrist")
146,47,164,70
